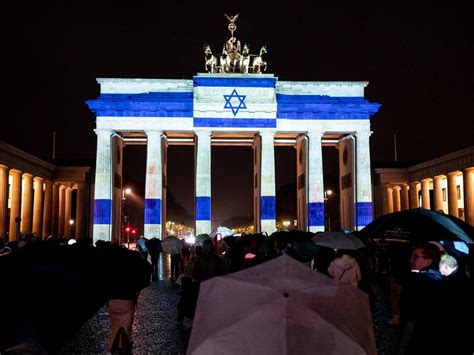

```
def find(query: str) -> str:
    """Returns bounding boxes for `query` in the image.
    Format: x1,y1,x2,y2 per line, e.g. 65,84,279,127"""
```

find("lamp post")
324,189,332,231
121,187,132,246
69,219,74,239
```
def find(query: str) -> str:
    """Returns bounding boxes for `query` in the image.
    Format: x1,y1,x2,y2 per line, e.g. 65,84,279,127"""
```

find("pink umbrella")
187,255,376,355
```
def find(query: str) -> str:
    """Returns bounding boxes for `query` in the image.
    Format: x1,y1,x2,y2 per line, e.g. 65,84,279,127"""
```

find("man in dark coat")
146,237,162,281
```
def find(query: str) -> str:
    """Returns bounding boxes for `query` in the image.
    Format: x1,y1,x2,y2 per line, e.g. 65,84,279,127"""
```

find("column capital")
464,167,474,173
94,128,113,136
421,177,432,183
22,172,33,179
195,130,211,137
307,130,324,138
259,131,276,137
355,130,373,137
393,185,401,191
33,176,44,183
433,175,445,181
9,168,22,176
447,171,461,177
44,179,53,187
0,164,9,171
145,129,163,137
59,185,66,190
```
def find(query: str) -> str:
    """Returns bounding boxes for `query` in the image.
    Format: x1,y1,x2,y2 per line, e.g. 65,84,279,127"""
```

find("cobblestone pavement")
61,258,399,354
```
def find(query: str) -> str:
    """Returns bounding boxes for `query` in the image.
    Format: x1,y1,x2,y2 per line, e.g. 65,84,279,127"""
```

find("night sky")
2,3,473,224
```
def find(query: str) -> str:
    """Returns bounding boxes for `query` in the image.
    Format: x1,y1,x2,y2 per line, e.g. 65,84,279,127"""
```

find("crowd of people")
1,230,473,354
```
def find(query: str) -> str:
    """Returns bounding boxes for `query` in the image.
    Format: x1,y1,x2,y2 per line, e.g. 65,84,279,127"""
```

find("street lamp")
121,187,132,246
324,189,333,231
69,219,74,239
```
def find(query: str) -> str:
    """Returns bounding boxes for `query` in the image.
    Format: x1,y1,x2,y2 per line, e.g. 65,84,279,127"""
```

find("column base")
144,224,162,240
260,220,276,235
196,221,211,236
93,224,112,244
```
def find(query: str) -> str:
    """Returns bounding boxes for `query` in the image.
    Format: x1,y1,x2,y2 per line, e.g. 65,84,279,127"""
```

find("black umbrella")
357,208,474,245
0,243,151,353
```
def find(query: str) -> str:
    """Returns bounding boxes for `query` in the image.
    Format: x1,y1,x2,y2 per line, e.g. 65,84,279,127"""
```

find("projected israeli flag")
193,74,277,128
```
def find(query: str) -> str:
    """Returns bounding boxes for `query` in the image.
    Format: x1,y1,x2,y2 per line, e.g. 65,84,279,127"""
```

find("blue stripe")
276,94,381,120
308,202,324,227
94,199,112,224
194,77,277,88
144,198,161,225
194,118,276,128
356,202,373,227
87,92,193,117
196,196,211,220
261,196,276,220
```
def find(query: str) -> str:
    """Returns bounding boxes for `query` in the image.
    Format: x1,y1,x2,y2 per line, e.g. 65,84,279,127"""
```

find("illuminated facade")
373,146,474,225
0,141,92,241
87,74,381,243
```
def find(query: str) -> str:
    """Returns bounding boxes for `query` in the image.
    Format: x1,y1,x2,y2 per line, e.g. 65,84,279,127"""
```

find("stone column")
0,165,9,238
295,136,308,230
144,130,163,239
32,176,44,238
421,178,431,209
42,180,53,238
386,187,394,214
195,131,212,235
93,129,113,244
409,182,419,209
253,135,262,233
400,184,409,211
447,172,459,218
355,131,373,229
307,131,324,232
58,185,66,237
433,175,444,212
75,182,86,239
20,173,33,235
393,186,401,212
64,187,72,238
9,169,22,241
51,183,60,236
463,168,474,225
260,131,276,234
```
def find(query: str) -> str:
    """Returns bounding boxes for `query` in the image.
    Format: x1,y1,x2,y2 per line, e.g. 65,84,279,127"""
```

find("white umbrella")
160,236,182,254
188,255,376,355
209,226,234,239
312,231,366,250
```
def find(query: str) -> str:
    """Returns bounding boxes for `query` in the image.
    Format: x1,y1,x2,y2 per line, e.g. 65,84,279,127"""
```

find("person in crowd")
169,239,183,283
327,250,362,286
439,253,459,277
136,236,148,260
106,247,151,354
192,239,225,283
397,242,443,354
145,237,162,281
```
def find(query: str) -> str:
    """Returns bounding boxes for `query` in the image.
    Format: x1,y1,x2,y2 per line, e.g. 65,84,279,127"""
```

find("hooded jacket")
328,255,362,286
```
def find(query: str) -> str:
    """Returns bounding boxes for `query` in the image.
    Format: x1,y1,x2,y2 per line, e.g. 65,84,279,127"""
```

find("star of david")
223,89,247,116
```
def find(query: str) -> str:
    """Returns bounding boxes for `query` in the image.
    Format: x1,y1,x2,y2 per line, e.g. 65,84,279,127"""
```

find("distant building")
373,146,474,225
0,141,93,241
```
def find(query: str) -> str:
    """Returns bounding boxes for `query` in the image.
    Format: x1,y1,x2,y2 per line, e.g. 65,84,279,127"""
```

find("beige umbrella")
187,255,376,355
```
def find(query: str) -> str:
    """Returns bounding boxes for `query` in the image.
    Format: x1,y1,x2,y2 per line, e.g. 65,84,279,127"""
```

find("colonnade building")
87,74,381,244
0,141,92,241
373,146,474,225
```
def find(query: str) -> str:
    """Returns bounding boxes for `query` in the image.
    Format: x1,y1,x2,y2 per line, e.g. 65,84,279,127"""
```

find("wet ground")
60,256,399,354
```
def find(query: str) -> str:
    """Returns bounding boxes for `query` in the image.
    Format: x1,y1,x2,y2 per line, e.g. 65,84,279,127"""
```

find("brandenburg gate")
87,16,381,244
